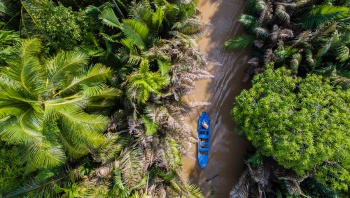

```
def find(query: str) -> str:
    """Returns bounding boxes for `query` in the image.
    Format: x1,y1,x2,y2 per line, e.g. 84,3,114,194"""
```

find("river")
182,0,252,197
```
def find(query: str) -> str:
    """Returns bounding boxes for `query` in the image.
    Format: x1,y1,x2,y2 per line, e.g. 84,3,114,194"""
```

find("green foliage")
232,67,350,191
141,115,159,136
274,42,297,63
0,0,208,197
0,144,28,194
4,167,71,197
100,8,122,28
301,178,340,197
126,60,169,104
247,154,263,167
224,34,255,50
21,0,101,50
0,30,20,65
0,39,117,170
110,169,130,198
302,5,349,29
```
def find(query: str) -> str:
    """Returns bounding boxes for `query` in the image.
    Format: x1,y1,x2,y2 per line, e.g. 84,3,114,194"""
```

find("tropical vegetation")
0,0,211,197
227,0,350,197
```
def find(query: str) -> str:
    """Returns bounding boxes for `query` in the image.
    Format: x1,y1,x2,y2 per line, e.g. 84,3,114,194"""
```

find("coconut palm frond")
254,40,264,48
57,108,107,149
110,169,131,198
230,171,250,198
0,0,20,20
284,180,303,196
57,132,89,158
274,42,297,63
254,27,269,39
305,49,315,69
0,74,39,108
26,143,66,169
57,64,113,96
164,104,190,133
157,59,171,77
258,0,273,22
316,37,333,59
0,30,20,62
4,166,72,198
192,69,214,80
264,48,274,66
276,5,290,24
122,19,151,51
141,115,159,136
302,5,349,29
3,39,45,95
126,60,169,104
100,8,122,28
332,75,350,89
152,6,164,32
19,38,41,58
248,57,260,67
119,148,145,188
129,3,153,29
180,181,204,198
172,18,207,37
96,133,130,164
225,34,255,50
0,109,42,145
293,31,312,46
238,14,259,31
295,0,312,8
182,101,211,107
314,62,336,76
162,139,182,170
246,162,269,188
255,0,267,12
90,86,122,100
145,105,168,124
290,53,302,74
46,51,88,89
335,45,349,62
270,25,280,44
280,29,294,40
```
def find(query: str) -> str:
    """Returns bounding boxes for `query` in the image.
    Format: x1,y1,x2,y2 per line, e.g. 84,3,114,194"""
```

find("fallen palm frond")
229,171,250,198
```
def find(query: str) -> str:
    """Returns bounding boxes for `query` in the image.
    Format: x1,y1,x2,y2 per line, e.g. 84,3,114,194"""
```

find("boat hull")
197,112,210,169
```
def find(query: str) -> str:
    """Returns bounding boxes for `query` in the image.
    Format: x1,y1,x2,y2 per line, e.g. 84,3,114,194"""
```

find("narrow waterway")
182,0,252,197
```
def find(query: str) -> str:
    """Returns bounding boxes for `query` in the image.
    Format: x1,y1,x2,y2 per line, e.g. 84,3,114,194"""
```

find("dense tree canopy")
232,66,350,191
0,0,209,197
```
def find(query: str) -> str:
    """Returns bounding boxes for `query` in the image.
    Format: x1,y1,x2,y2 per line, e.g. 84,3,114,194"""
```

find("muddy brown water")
182,0,253,197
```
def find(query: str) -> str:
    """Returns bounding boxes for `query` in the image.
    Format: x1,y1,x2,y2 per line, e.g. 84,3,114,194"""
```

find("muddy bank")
182,0,253,197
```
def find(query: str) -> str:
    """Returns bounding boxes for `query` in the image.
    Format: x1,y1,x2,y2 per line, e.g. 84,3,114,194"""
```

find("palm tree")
225,0,350,84
0,38,119,170
230,157,308,198
301,5,349,29
125,59,169,104
94,1,210,197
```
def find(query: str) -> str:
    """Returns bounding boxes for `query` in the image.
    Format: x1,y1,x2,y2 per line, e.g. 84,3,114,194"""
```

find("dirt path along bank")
182,0,252,197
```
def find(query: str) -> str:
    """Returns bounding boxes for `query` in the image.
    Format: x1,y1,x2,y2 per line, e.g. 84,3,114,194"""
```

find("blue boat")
197,112,210,169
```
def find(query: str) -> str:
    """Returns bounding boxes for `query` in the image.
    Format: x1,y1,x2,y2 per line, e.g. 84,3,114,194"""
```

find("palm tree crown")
0,38,118,170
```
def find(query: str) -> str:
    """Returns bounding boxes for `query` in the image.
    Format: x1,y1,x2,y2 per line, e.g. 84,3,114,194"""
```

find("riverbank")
182,0,253,197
